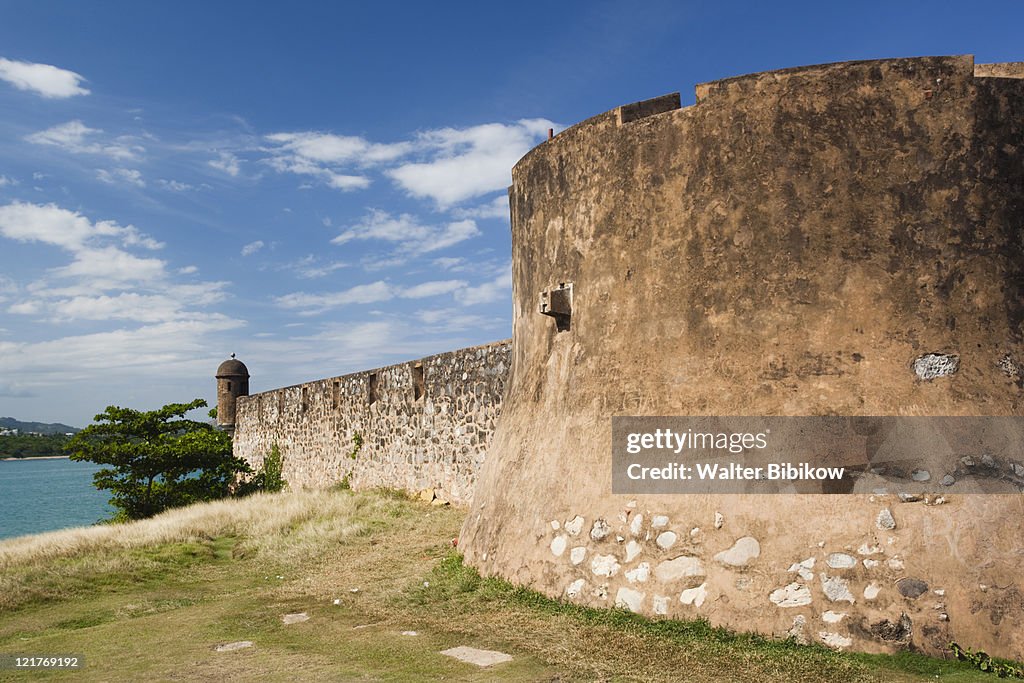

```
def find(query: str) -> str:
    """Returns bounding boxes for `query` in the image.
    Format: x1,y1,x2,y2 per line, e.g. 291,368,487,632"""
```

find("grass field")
0,489,1011,682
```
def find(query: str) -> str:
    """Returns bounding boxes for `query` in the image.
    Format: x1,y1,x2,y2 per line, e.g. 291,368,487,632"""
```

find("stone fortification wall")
233,340,510,504
461,56,1024,658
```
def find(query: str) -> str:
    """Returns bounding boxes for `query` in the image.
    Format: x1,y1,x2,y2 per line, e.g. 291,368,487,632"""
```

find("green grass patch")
0,489,1017,682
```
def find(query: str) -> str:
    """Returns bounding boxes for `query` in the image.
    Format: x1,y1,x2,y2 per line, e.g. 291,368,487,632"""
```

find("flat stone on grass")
440,646,513,667
282,612,310,624
215,641,253,652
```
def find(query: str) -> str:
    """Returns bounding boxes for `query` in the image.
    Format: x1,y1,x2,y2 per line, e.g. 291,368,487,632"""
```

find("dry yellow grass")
0,489,385,569
0,489,1000,682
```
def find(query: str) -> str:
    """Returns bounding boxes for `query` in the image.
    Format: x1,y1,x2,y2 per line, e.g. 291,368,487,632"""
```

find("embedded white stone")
654,556,705,582
625,562,650,583
864,583,881,600
819,632,852,649
656,531,678,549
826,553,857,569
440,646,512,667
822,611,846,624
629,513,644,536
591,554,621,577
887,557,905,571
590,518,611,541
550,520,560,530
550,535,567,557
653,595,669,615
714,536,761,567
565,578,585,599
863,559,880,569
615,587,645,612
690,527,701,537
570,546,587,566
679,582,708,608
788,557,815,581
769,582,812,607
565,515,584,536
625,540,642,562
652,515,670,529
821,575,855,603
857,543,882,555
876,508,896,531
714,512,724,529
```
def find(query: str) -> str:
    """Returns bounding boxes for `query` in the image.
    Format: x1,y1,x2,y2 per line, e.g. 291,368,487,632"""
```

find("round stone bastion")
460,55,1024,658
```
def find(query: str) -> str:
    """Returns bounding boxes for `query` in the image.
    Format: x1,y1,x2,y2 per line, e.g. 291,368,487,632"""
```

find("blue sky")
1,1,1022,426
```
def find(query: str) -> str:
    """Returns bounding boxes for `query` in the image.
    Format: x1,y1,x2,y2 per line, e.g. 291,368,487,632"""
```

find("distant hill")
0,417,81,435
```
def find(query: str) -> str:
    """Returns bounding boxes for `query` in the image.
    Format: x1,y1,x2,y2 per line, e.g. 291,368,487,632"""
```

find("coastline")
1,455,72,461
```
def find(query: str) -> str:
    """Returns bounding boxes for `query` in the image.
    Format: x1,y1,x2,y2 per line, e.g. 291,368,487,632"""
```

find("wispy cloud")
240,240,264,257
261,119,553,204
96,167,145,187
387,119,553,207
331,209,480,257
208,151,241,176
451,194,510,220
274,278,466,315
0,202,230,326
282,254,348,279
26,120,143,160
0,57,90,98
455,262,512,305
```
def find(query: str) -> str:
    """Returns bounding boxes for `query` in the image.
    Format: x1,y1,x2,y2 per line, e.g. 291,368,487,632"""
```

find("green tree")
67,398,252,520
239,443,287,494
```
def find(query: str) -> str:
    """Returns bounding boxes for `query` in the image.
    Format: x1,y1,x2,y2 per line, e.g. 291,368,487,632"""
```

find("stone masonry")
232,340,509,504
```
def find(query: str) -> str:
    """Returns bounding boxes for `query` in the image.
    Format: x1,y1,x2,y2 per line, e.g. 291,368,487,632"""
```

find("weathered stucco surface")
233,341,509,504
460,56,1024,658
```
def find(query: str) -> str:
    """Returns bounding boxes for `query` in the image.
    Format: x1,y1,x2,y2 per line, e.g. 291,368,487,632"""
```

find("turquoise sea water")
0,458,114,540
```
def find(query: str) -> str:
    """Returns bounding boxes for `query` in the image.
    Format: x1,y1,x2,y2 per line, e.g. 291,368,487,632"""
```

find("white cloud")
387,119,553,207
432,256,466,271
158,179,194,192
263,131,413,193
451,194,510,220
241,240,264,257
51,246,166,284
400,279,466,299
331,209,480,255
178,265,198,275
264,151,369,191
208,151,240,176
0,201,162,252
262,120,553,203
456,263,512,305
0,175,16,187
266,131,410,165
283,255,348,279
275,278,466,314
0,202,229,327
0,57,90,98
96,167,145,187
25,120,142,160
275,280,392,313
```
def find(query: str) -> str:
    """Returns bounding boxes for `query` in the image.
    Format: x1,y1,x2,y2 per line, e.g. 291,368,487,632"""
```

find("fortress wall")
233,340,510,504
461,56,1024,657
